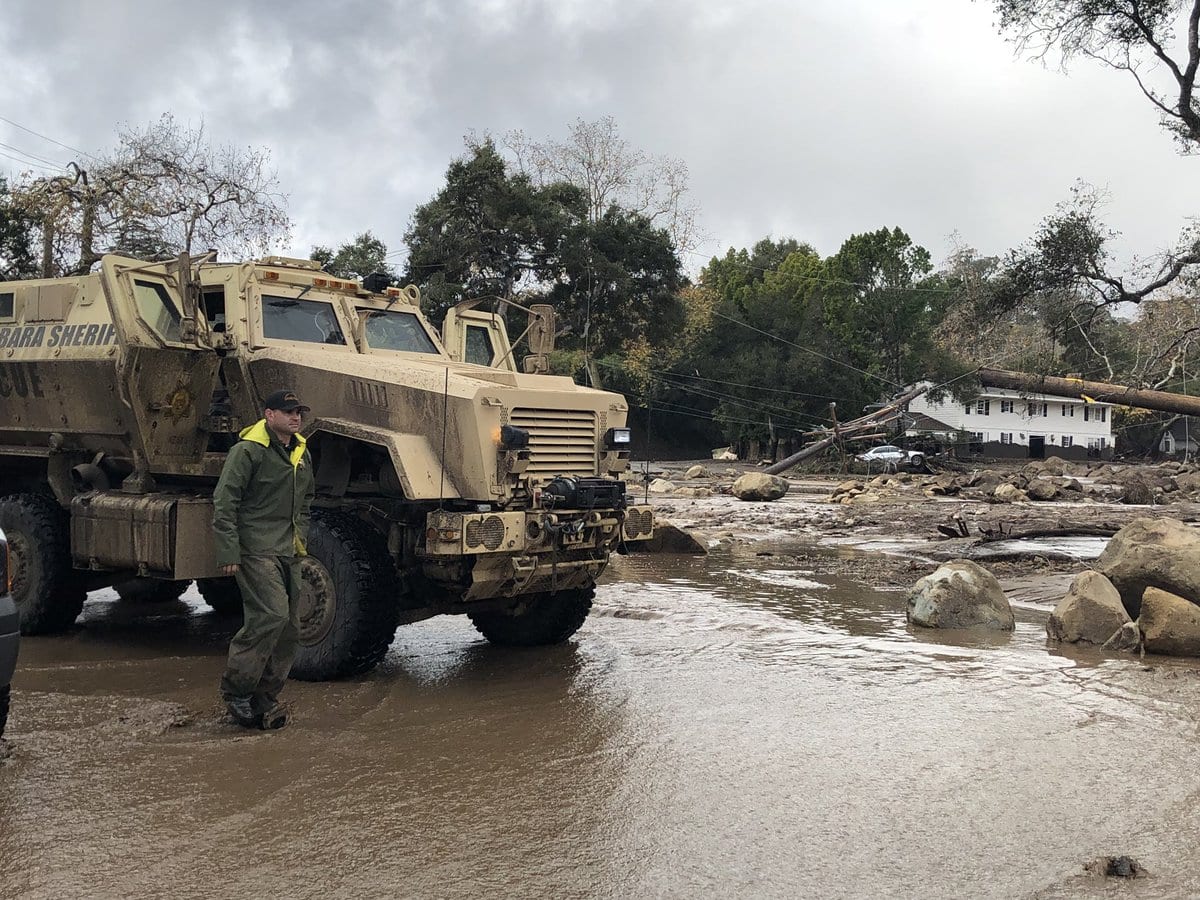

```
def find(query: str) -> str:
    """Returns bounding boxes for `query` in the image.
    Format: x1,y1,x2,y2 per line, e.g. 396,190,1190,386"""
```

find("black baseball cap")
264,389,310,413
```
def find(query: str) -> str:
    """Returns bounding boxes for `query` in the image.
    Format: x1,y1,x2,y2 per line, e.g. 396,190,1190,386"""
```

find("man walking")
213,389,315,729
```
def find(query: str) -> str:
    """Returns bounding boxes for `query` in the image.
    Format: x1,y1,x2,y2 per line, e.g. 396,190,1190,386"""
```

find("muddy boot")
225,695,258,729
259,703,289,730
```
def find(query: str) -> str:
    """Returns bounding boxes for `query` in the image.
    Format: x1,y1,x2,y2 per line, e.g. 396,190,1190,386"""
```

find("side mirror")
528,304,556,356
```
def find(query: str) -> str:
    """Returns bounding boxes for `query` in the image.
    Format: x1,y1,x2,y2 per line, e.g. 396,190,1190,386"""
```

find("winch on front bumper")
422,504,654,557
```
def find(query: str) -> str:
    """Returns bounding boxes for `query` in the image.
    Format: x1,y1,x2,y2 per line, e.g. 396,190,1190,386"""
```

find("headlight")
499,424,530,450
604,427,632,449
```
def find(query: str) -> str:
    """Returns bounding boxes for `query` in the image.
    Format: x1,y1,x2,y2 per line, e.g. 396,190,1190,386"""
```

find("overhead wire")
0,114,96,161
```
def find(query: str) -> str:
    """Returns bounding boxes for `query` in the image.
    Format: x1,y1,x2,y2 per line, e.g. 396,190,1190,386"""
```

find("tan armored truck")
0,254,653,679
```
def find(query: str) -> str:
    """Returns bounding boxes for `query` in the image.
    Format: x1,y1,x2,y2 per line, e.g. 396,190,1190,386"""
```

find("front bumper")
423,504,654,557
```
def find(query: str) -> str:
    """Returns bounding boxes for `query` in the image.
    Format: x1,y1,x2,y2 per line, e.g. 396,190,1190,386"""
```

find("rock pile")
1047,517,1200,656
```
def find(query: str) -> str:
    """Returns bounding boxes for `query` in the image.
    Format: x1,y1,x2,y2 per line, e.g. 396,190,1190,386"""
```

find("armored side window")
0,292,13,320
361,309,438,354
133,279,183,342
464,324,496,366
263,295,347,345
202,288,227,332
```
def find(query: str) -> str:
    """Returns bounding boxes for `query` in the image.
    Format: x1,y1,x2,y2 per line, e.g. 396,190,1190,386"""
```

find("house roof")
905,412,956,433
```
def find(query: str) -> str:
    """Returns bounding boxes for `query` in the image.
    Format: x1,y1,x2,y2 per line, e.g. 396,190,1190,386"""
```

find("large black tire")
0,685,9,738
290,512,402,681
196,577,244,617
0,494,86,635
115,578,191,604
909,453,926,469
469,585,595,647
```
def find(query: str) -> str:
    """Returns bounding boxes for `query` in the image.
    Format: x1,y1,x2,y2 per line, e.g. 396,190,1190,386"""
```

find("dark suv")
0,526,16,738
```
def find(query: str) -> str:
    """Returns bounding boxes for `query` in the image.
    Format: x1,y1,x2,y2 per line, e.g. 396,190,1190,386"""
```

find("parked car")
0,526,16,738
856,444,926,468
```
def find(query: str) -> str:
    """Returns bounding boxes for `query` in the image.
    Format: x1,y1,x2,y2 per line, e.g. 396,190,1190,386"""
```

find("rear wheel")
197,577,243,617
0,494,86,635
909,453,925,468
469,585,595,646
290,512,402,681
115,578,190,604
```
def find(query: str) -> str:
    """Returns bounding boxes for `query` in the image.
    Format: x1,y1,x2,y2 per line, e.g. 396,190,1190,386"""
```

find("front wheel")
0,494,87,634
290,513,402,681
469,585,595,646
909,453,925,468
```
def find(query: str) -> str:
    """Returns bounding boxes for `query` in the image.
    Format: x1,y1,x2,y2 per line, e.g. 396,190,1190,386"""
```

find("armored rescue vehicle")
0,254,653,679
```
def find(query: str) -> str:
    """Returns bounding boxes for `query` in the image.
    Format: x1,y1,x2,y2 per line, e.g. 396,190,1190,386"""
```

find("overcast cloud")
0,0,1194,275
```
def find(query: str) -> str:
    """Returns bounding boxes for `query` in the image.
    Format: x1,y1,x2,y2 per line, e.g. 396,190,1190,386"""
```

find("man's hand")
221,564,240,575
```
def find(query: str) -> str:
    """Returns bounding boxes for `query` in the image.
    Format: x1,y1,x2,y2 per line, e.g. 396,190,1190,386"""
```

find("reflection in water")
3,546,1200,898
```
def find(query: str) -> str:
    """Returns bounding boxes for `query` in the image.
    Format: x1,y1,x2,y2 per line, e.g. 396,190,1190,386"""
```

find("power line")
0,140,67,170
0,114,95,161
0,148,60,174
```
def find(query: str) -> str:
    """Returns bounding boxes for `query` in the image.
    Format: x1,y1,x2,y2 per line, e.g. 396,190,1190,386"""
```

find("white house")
906,385,1114,459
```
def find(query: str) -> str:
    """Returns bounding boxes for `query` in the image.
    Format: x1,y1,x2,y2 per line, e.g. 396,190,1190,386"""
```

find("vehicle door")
99,255,221,471
442,307,516,371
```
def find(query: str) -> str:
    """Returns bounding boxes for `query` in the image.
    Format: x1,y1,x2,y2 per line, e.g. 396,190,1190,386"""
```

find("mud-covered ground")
4,460,1200,898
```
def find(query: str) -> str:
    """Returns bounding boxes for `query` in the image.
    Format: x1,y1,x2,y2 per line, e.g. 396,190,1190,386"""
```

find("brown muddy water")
3,541,1200,899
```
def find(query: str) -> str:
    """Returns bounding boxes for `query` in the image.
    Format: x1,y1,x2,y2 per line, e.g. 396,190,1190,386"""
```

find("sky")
0,0,1195,277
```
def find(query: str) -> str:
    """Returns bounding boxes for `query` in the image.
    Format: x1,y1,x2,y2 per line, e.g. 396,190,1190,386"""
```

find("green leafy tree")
0,177,38,279
312,231,396,280
403,140,584,321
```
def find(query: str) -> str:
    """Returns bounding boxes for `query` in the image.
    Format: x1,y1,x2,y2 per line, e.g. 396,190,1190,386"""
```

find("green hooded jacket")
212,419,315,567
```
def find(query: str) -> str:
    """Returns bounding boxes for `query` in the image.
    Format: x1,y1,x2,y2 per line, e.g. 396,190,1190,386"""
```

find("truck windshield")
263,296,348,345
361,309,439,354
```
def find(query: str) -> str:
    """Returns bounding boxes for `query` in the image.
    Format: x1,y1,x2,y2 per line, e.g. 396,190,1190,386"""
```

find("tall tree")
0,177,38,279
403,140,583,320
503,117,702,256
312,231,397,280
14,114,290,276
991,2,1200,313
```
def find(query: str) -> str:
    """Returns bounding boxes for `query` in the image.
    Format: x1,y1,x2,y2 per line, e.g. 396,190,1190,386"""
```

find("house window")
1062,435,1074,448
1000,400,1014,414
1000,432,1013,444
976,399,991,415
1088,437,1108,450
1098,407,1107,423
1042,403,1048,416
1061,403,1075,417
964,404,971,415
970,431,985,442
1083,406,1091,421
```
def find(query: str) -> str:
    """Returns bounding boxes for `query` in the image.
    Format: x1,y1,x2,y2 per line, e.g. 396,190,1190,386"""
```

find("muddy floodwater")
4,539,1200,898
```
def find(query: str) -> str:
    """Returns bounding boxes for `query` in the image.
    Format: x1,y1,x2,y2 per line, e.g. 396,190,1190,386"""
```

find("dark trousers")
219,555,302,704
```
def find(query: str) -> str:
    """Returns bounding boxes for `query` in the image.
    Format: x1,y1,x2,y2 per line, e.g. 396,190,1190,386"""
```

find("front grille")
510,408,597,479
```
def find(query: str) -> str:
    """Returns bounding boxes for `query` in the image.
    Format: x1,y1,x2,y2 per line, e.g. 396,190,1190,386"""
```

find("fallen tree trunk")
976,523,1120,543
980,368,1200,417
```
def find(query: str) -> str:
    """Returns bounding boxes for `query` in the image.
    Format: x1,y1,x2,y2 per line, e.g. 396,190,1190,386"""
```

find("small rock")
1060,478,1083,493
674,486,712,499
732,473,789,502
711,447,738,461
1047,571,1130,644
1042,455,1068,476
1083,855,1146,879
848,490,883,504
683,464,708,479
906,559,1015,630
648,478,677,493
1101,621,1142,653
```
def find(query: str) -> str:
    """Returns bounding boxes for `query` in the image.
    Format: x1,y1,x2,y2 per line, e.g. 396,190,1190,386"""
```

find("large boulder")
993,483,1026,503
906,560,1015,630
628,520,708,554
1042,455,1068,477
683,464,708,480
1120,476,1155,506
732,473,789,502
1095,517,1200,617
1139,587,1200,656
1026,479,1059,501
648,478,677,494
1046,571,1131,644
